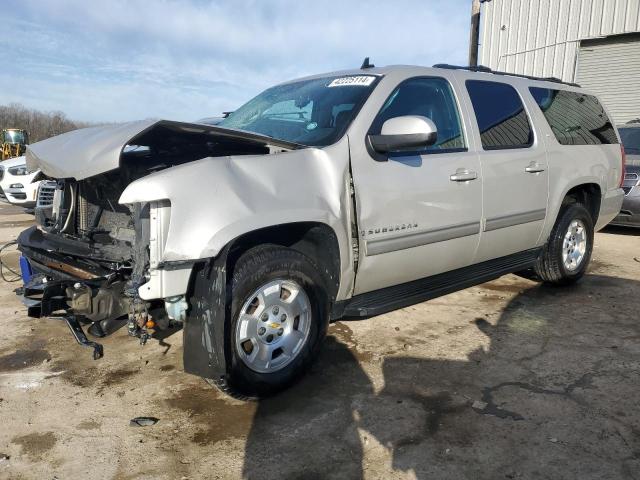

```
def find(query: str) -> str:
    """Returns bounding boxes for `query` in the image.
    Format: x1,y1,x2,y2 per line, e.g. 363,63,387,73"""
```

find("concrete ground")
0,201,638,480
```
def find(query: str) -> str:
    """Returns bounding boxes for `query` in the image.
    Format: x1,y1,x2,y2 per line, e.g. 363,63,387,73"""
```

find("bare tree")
0,103,94,143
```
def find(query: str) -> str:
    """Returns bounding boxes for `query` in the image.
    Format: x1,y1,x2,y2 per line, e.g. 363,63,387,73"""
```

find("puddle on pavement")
12,432,56,460
100,368,139,387
51,359,99,388
0,346,51,372
165,386,256,445
329,322,374,363
478,280,533,294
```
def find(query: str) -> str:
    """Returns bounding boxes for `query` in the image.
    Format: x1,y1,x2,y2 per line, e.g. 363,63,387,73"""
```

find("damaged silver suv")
19,64,625,397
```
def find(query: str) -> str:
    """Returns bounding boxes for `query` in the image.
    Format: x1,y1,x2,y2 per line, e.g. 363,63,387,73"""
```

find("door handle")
525,163,546,173
450,169,478,182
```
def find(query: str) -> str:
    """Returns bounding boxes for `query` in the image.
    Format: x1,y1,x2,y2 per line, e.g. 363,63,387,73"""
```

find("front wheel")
222,245,329,398
535,202,594,285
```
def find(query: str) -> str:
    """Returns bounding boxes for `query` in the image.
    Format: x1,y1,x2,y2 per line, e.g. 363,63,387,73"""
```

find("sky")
1,0,471,123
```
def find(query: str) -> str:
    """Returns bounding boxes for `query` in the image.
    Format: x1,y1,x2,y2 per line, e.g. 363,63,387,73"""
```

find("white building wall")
479,0,640,82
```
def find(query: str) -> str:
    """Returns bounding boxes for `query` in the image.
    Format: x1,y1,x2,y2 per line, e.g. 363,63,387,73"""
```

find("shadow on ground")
240,275,640,479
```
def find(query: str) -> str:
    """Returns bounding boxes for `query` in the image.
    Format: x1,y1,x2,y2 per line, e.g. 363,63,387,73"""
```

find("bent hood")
25,119,301,180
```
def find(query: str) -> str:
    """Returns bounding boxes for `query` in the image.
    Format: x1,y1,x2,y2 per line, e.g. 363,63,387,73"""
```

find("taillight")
620,144,627,188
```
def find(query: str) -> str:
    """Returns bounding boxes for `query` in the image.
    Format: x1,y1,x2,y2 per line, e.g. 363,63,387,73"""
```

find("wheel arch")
224,222,342,305
563,183,602,225
544,181,603,243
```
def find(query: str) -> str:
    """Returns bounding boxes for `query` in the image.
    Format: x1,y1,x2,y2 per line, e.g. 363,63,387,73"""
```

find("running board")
339,248,541,318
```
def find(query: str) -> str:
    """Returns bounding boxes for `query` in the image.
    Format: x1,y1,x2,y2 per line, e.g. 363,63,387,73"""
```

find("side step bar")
339,248,541,318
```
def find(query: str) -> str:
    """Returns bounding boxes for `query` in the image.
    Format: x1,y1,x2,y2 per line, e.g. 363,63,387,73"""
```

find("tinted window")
529,87,618,145
619,127,640,155
466,80,533,150
370,77,465,151
219,75,378,147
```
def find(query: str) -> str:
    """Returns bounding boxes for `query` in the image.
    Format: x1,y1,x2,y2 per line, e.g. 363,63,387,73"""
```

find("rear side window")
529,88,618,145
370,77,466,152
466,80,533,150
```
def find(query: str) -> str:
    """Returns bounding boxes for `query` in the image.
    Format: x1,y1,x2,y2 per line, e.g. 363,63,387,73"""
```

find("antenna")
360,57,374,69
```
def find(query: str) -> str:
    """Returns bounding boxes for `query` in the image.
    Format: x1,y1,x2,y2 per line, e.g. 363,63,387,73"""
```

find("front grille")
36,181,57,207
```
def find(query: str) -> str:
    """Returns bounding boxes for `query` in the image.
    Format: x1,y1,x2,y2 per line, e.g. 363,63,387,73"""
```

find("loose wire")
0,240,22,282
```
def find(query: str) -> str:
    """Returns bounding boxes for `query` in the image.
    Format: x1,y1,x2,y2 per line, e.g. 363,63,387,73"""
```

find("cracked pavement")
0,202,639,479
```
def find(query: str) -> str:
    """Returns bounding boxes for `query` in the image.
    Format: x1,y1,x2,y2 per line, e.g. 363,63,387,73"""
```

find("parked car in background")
610,123,640,227
18,64,624,397
0,156,40,208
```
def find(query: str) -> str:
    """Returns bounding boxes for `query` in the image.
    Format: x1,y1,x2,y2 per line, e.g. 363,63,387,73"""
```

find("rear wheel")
535,202,594,285
221,245,329,398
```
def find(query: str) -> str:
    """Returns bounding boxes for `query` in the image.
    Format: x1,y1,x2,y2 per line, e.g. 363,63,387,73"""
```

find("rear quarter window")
529,87,618,145
465,80,533,150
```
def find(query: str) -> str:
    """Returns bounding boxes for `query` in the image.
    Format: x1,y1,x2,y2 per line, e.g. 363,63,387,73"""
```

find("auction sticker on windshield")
328,76,376,87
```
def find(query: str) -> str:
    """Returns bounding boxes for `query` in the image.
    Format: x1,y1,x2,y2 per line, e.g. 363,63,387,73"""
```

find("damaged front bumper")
17,246,230,382
18,273,111,360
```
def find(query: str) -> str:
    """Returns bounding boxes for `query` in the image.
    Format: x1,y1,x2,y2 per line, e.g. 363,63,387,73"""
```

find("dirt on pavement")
0,202,638,480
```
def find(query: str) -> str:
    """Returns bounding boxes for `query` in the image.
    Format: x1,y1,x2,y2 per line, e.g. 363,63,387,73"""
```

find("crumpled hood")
25,119,300,180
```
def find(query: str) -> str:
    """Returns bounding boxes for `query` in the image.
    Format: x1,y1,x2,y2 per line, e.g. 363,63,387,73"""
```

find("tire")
222,245,329,398
535,202,594,285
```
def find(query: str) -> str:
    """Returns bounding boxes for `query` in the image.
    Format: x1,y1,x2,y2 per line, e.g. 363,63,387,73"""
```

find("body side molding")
365,221,481,256
484,209,546,232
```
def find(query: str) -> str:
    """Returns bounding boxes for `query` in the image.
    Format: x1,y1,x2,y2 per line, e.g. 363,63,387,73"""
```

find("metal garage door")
577,34,640,125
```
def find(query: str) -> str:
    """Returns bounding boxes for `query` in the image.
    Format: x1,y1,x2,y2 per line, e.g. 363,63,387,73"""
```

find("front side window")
369,77,466,151
619,127,640,155
466,80,533,150
219,75,379,147
529,87,618,145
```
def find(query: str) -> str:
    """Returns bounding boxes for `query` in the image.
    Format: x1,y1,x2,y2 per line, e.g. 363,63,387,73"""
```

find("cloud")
0,0,470,122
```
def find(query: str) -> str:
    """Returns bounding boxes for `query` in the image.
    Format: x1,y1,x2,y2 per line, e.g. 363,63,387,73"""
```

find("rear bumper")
596,188,624,231
610,188,640,227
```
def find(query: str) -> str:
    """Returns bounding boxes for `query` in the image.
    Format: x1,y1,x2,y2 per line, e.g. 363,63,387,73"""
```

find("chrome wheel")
562,219,587,272
235,279,312,373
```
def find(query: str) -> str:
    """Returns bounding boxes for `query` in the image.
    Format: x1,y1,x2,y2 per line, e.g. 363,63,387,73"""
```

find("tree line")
0,103,93,143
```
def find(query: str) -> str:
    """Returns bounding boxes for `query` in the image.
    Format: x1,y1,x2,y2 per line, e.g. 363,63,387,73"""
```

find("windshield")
619,127,640,155
219,75,379,147
3,130,26,145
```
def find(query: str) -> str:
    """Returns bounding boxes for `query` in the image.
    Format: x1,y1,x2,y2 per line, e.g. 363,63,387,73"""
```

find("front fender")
119,140,353,299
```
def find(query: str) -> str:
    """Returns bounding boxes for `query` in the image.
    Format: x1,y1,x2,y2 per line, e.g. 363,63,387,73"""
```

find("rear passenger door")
464,80,549,262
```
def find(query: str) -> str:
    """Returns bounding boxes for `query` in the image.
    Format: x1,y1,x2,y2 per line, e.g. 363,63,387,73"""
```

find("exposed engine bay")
18,120,299,356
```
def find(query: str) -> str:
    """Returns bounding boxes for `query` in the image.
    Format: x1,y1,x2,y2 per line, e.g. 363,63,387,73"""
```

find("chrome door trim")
365,221,481,256
484,208,546,232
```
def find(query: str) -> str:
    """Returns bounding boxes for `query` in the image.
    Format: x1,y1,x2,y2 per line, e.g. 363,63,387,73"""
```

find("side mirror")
368,116,438,154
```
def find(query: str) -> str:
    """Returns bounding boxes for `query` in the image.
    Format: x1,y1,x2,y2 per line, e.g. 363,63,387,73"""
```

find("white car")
0,156,40,208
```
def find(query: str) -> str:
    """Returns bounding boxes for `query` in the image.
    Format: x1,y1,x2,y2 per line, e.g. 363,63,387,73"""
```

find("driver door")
349,76,483,295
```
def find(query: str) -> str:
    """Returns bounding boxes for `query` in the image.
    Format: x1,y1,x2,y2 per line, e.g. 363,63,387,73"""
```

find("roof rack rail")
432,64,581,88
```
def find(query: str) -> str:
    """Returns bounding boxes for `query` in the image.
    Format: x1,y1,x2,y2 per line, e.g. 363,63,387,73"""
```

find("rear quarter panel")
522,85,623,240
